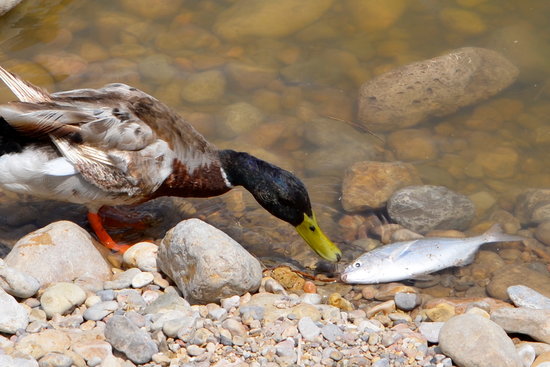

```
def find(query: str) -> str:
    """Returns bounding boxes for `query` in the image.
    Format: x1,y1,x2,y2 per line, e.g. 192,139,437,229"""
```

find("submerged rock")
158,219,262,304
387,185,475,233
358,47,519,131
341,161,422,212
214,0,334,40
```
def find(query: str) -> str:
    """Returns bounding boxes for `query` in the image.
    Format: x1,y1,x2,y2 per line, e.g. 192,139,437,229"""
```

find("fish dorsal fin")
388,240,418,261
0,66,52,103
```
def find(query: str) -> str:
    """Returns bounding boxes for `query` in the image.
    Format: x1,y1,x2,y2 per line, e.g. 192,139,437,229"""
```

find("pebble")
104,268,142,290
298,316,321,341
83,301,119,321
122,242,158,272
394,292,421,311
104,315,158,364
40,282,86,318
38,352,73,367
0,259,40,298
131,272,154,288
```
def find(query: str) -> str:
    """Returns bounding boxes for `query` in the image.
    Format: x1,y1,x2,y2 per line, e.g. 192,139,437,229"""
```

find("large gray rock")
439,313,522,367
157,219,262,304
358,47,519,132
105,315,158,364
491,308,550,344
0,287,28,334
4,221,112,286
387,185,475,233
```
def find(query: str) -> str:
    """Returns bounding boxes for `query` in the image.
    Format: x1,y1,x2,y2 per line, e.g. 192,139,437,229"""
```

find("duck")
0,66,342,262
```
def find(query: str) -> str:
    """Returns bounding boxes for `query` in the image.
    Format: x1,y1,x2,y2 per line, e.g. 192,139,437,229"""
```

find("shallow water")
0,0,548,275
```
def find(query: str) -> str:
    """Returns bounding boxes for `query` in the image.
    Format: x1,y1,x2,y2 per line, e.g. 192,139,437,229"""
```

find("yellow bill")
295,212,342,262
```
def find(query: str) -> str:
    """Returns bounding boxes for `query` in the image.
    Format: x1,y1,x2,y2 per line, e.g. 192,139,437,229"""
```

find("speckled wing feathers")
0,66,187,200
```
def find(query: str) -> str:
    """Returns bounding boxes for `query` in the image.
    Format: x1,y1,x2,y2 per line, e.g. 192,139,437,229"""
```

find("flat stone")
491,307,550,344
507,285,550,310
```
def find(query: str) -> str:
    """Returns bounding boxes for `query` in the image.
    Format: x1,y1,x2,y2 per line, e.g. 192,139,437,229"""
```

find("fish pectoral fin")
388,240,417,261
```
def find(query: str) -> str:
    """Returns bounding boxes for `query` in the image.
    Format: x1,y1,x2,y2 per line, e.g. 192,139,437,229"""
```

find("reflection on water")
0,0,549,276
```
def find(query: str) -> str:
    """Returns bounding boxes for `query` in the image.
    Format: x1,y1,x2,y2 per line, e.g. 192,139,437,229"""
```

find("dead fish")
340,224,524,284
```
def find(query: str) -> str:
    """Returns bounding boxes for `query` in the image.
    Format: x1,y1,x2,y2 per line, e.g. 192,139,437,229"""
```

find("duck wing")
0,66,174,197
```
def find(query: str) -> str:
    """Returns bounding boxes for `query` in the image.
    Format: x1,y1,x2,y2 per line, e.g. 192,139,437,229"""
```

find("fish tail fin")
482,223,524,243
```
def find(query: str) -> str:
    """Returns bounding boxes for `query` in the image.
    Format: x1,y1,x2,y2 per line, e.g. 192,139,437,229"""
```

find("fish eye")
354,261,361,268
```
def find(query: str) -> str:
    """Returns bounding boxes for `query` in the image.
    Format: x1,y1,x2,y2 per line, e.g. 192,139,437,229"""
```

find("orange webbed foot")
87,212,132,253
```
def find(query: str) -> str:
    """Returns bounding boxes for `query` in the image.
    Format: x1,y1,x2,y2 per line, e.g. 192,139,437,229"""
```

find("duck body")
0,66,342,261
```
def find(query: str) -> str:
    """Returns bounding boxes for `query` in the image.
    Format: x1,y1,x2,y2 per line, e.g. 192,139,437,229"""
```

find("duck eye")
309,225,315,232
354,262,361,268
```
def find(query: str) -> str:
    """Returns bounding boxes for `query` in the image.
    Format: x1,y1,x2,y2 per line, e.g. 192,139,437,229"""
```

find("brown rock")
487,264,550,300
341,161,422,212
358,47,519,132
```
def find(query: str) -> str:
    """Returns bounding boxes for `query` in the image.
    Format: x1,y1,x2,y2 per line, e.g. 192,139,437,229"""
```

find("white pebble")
131,272,154,288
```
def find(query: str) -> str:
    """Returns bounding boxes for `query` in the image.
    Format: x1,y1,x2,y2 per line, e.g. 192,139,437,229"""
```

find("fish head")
340,254,383,284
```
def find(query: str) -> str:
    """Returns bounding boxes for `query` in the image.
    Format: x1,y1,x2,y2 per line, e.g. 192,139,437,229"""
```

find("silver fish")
340,224,524,284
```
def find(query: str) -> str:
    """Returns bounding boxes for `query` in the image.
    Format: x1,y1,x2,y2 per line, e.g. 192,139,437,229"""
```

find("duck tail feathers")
482,223,525,243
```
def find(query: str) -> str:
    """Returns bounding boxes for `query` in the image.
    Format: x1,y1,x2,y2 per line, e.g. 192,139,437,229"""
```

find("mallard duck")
0,66,342,262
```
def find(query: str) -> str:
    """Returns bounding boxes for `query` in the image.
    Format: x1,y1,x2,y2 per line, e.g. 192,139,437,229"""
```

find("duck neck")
218,149,269,191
